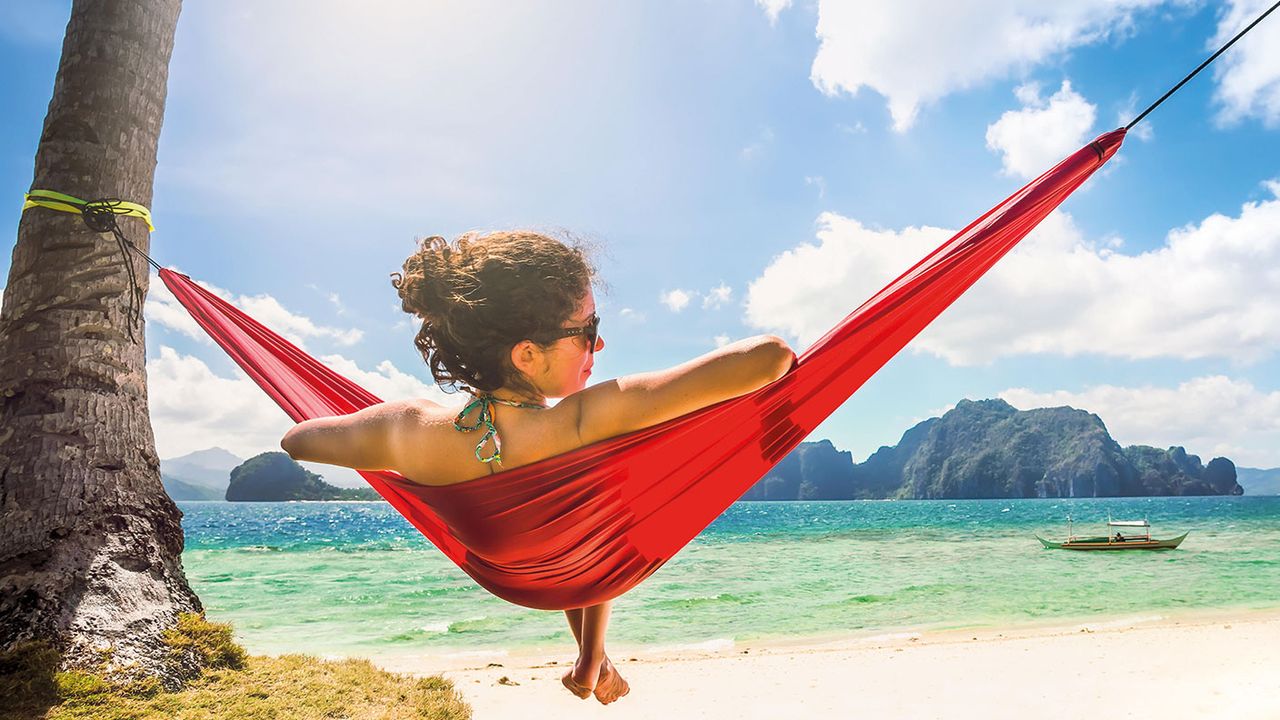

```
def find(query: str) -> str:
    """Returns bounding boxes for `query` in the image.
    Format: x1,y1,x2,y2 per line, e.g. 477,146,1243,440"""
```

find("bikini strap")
453,392,547,464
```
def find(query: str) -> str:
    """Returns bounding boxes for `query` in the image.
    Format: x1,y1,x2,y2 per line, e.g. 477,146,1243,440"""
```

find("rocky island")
163,398,1270,502
225,452,380,501
744,398,1246,500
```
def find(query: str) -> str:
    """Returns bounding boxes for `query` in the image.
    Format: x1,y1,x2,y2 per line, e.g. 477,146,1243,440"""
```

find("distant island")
1237,467,1280,495
225,452,381,501
743,398,1248,500
161,398,1277,501
160,448,380,501
161,447,245,500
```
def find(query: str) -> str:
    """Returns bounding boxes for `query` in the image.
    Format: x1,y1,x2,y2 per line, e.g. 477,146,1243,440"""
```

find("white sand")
377,609,1280,720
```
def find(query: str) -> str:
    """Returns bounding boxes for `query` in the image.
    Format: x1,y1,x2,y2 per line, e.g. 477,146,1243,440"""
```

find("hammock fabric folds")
160,130,1125,611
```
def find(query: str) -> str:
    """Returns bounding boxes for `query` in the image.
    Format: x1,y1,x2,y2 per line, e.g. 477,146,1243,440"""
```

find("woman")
281,231,794,705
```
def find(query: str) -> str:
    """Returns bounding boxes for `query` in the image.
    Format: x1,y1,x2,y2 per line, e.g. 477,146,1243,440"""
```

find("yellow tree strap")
18,189,162,344
22,189,155,231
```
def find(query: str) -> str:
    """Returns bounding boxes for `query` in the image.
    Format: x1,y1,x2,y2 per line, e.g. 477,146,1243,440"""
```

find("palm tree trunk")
0,0,197,685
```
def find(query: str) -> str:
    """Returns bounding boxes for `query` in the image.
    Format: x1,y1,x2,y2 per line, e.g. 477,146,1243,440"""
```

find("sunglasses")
541,313,600,353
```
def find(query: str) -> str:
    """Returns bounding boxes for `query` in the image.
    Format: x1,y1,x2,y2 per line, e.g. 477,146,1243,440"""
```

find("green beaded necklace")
453,391,548,465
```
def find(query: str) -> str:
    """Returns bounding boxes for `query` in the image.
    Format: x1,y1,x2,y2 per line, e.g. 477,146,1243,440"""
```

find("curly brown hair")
390,231,595,394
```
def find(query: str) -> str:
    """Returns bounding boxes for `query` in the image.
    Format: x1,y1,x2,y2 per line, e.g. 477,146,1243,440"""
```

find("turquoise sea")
179,496,1280,659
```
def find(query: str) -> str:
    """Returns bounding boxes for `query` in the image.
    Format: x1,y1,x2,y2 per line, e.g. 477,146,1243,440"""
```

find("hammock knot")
81,197,129,233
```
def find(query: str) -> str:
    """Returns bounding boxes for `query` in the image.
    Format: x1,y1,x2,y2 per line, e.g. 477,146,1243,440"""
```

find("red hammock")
161,130,1125,610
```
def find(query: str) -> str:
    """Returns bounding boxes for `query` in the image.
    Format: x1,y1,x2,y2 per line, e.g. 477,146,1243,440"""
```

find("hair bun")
391,235,458,321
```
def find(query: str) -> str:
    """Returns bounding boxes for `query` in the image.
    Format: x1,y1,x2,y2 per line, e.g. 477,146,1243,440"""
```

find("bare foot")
560,670,592,699
561,654,602,699
593,656,630,705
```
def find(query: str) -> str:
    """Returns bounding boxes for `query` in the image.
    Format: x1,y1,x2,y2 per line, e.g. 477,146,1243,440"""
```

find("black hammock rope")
83,198,163,343
1126,0,1280,130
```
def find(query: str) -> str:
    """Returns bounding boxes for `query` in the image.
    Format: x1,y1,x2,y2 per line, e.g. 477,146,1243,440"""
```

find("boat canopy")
1107,520,1150,528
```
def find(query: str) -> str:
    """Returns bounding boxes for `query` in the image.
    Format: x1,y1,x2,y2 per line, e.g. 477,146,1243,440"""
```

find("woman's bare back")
394,399,585,486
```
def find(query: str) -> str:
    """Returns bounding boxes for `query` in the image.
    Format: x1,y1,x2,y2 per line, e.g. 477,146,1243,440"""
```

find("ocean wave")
381,620,484,643
898,583,956,596
448,616,516,634
841,593,891,605
650,592,756,609
405,585,476,599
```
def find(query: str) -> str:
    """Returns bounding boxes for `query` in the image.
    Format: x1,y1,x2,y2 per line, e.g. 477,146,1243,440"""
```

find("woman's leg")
561,607,592,697
561,604,609,689
564,607,585,650
561,601,629,703
573,602,611,670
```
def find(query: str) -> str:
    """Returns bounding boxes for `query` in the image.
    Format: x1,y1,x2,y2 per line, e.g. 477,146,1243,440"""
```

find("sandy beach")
375,608,1280,720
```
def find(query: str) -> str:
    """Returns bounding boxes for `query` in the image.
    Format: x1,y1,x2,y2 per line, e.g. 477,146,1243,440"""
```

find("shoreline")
370,606,1280,719
363,603,1280,670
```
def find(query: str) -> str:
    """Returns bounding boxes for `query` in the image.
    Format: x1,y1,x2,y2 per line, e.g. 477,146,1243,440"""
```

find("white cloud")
147,346,295,460
619,307,647,323
713,334,732,348
703,283,733,309
746,213,951,344
145,276,211,344
756,0,793,25
148,345,458,484
986,80,1097,178
1211,0,1280,127
238,294,362,347
316,354,455,407
808,0,1170,132
746,180,1280,364
661,289,694,312
1000,376,1280,468
146,272,362,349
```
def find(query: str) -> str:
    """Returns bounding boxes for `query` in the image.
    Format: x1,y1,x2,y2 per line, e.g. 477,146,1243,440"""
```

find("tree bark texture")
0,0,197,684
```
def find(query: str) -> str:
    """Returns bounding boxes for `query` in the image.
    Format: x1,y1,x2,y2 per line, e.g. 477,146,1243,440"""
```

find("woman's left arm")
280,399,424,471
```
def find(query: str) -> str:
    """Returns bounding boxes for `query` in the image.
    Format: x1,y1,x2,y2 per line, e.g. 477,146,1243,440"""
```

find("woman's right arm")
571,334,795,445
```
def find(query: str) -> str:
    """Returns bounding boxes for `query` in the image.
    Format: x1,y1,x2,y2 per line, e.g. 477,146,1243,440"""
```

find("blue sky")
3,1,1279,485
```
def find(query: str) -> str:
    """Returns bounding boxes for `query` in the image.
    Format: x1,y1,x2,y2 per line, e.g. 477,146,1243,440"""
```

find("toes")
593,662,630,704
560,671,592,699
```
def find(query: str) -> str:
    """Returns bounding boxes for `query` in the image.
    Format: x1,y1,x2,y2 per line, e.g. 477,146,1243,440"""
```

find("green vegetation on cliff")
225,452,380,501
747,399,1244,500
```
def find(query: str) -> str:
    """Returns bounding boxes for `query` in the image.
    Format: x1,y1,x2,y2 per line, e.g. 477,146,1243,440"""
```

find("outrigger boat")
1037,517,1188,551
